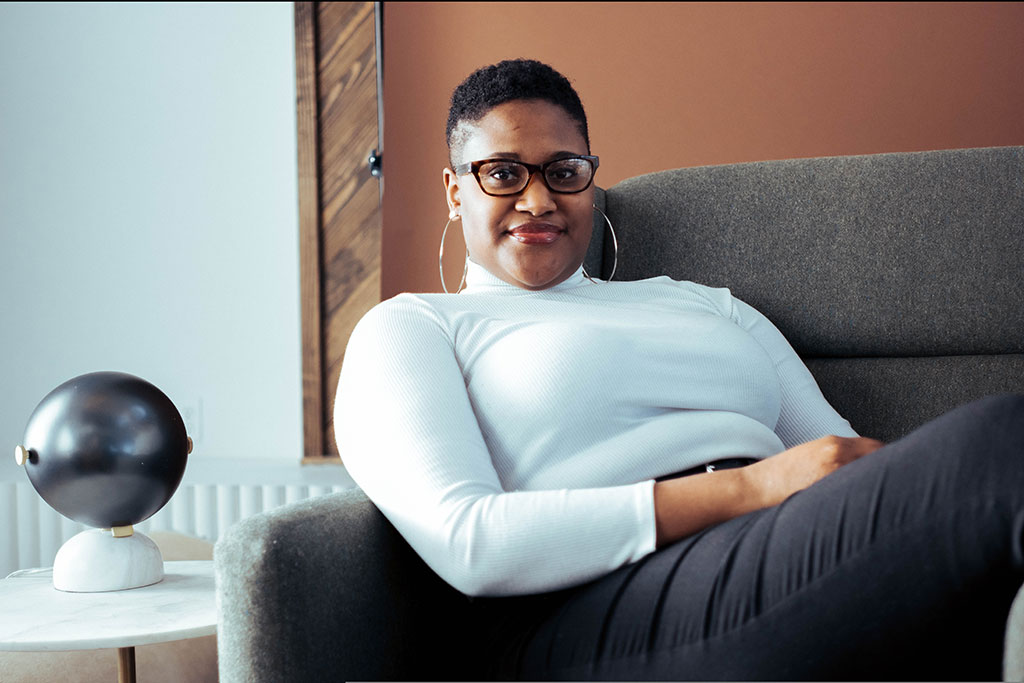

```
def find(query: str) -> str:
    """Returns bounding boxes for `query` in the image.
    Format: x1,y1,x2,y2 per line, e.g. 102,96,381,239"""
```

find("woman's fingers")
752,435,886,506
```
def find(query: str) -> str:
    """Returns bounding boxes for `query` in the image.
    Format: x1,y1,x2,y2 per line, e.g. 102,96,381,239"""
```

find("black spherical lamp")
14,371,192,592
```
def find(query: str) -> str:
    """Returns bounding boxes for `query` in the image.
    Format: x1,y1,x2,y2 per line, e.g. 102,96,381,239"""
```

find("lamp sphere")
19,372,189,528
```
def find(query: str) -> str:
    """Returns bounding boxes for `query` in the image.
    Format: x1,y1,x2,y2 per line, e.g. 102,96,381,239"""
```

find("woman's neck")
462,259,589,294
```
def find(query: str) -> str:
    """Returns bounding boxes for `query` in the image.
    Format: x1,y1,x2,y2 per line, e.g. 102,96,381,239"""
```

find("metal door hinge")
368,149,382,178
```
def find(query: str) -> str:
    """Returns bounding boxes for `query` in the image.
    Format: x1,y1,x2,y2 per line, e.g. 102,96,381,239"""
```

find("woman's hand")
744,435,886,509
653,435,885,547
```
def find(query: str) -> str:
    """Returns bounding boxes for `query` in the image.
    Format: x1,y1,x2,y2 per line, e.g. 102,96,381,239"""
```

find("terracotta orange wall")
381,1,1024,298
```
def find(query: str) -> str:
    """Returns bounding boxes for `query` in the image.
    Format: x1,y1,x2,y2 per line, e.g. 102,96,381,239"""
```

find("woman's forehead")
459,100,588,161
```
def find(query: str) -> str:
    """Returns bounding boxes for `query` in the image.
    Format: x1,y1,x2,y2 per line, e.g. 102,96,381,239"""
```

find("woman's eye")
483,164,524,184
491,166,517,178
547,162,586,185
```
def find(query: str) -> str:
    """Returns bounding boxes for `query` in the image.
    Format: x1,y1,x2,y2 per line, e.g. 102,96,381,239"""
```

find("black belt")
656,457,759,482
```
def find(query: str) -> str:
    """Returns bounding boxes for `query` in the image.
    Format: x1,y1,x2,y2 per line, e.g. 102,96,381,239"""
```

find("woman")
335,59,1024,680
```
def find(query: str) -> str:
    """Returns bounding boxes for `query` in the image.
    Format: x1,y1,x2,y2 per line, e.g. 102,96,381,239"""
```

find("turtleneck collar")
462,258,589,294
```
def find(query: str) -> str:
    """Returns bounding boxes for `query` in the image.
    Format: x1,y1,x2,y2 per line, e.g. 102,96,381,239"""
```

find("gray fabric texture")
214,488,471,682
806,354,1024,442
583,186,607,276
1007,587,1024,681
602,146,1024,357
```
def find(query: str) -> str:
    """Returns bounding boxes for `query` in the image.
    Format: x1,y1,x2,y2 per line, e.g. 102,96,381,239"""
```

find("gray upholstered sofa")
215,146,1024,681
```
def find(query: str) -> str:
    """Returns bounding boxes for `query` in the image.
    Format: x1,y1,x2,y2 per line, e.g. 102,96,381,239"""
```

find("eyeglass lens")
477,158,593,195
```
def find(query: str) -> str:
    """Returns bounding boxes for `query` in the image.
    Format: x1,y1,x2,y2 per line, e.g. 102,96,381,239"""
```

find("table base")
117,646,136,683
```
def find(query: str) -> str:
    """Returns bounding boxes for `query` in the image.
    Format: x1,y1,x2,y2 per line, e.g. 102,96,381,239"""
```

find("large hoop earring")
439,216,468,294
584,205,618,282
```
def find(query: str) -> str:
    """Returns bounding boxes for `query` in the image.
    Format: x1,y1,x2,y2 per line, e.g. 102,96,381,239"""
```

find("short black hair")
445,59,590,168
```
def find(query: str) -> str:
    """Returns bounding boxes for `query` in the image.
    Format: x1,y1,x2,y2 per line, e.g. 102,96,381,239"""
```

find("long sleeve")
334,297,657,597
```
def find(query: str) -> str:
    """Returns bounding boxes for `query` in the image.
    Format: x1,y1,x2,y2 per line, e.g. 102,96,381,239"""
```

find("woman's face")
443,99,594,291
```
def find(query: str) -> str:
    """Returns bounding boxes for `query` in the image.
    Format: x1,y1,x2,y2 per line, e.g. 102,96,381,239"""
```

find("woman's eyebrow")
482,151,584,162
548,150,584,159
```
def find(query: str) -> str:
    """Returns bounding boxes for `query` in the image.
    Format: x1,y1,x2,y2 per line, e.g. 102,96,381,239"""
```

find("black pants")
478,394,1024,680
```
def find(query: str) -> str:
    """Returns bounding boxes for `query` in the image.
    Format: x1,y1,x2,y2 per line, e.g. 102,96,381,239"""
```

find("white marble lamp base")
53,529,164,592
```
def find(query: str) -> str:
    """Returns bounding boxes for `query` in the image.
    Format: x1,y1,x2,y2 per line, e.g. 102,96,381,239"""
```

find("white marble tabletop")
0,560,215,651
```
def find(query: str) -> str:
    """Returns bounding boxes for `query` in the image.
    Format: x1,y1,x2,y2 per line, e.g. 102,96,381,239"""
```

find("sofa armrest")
215,487,473,682
1004,585,1024,681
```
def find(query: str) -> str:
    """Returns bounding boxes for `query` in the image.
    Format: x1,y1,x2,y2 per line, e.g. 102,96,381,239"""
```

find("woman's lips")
507,223,564,244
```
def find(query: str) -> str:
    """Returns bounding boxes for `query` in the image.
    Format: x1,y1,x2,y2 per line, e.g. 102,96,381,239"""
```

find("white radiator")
1,470,354,578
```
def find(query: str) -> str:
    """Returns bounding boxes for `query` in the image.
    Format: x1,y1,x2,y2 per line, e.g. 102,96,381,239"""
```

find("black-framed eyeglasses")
454,155,600,196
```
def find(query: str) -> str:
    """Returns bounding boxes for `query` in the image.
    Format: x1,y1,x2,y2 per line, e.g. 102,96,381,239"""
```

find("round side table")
0,560,215,683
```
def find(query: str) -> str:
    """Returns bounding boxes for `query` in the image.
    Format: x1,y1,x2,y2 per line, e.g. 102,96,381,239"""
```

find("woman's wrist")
734,463,769,509
653,467,765,547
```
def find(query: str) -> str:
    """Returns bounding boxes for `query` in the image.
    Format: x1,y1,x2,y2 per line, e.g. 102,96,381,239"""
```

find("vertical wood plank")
316,1,382,458
295,1,382,461
295,1,325,458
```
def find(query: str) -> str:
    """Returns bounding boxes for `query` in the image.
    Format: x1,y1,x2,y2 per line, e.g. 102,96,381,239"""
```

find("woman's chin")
489,245,584,290
507,265,574,290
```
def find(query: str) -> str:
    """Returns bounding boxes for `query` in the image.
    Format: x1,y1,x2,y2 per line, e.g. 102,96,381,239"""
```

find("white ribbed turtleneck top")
334,260,856,597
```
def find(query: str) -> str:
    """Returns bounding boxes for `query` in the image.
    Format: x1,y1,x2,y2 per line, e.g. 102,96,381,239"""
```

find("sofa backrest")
587,146,1024,441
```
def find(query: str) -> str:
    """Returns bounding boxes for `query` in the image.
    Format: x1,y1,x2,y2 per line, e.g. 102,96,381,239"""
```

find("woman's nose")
515,171,557,215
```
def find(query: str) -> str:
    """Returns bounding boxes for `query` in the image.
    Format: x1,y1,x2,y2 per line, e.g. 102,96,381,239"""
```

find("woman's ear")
442,167,461,218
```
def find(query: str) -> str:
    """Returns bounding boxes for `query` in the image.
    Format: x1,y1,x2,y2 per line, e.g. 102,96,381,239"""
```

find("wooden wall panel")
296,1,382,459
295,2,325,459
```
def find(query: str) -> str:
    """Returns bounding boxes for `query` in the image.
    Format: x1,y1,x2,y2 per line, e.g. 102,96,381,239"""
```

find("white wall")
0,2,303,460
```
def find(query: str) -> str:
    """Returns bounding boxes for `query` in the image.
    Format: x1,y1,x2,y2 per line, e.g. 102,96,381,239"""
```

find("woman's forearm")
653,468,764,546
654,435,887,547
